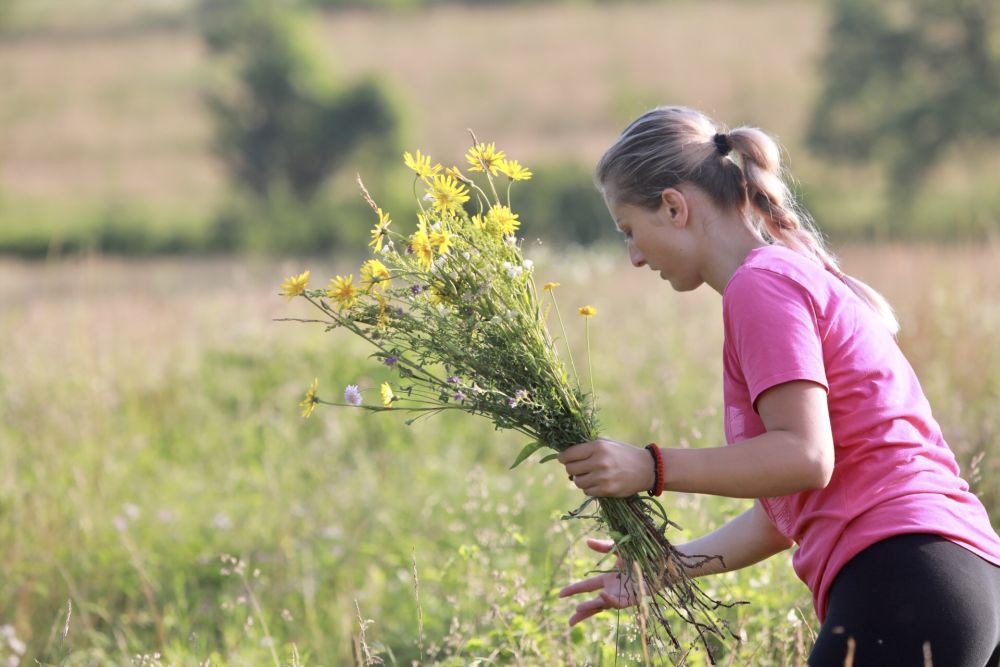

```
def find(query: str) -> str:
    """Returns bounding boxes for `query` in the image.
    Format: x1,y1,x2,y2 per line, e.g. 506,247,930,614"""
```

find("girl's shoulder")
725,245,842,305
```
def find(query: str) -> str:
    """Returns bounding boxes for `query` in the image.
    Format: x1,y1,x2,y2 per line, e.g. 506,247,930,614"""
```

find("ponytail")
597,107,900,335
727,127,899,336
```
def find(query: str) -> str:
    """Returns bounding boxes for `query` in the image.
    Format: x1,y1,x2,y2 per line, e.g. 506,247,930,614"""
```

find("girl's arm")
559,380,834,499
676,500,794,578
558,501,792,625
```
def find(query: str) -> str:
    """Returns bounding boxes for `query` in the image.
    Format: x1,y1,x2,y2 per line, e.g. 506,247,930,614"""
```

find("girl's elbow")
802,442,835,490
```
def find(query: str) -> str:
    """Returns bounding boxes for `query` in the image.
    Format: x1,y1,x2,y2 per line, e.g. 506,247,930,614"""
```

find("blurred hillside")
1,0,998,256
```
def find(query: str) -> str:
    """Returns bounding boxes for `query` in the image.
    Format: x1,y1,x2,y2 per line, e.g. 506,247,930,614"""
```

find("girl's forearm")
676,501,794,578
662,429,831,499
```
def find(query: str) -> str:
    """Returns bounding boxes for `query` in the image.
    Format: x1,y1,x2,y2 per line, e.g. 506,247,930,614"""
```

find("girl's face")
607,196,703,292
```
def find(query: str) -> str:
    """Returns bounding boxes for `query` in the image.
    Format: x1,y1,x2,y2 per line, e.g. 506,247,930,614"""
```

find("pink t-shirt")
722,245,1000,621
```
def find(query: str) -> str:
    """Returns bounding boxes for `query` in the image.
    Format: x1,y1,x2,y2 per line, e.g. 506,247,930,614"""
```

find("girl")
557,106,1000,666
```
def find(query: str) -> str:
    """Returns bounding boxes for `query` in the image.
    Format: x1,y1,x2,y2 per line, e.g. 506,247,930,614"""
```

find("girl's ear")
660,188,689,228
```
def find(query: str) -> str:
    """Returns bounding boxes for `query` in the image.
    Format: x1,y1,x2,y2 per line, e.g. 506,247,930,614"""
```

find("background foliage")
808,0,1000,234
0,0,998,257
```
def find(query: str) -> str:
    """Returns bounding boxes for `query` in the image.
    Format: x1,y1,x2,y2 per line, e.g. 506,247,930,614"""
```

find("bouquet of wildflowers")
279,138,736,660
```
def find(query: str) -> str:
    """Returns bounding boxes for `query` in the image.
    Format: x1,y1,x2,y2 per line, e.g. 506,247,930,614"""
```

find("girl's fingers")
567,596,608,626
558,574,605,598
585,538,615,553
600,589,631,610
568,605,604,627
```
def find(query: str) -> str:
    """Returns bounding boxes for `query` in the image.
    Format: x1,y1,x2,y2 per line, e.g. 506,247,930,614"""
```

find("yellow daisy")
578,305,597,317
360,259,391,291
411,227,434,270
368,208,391,253
542,282,560,292
497,158,532,181
427,175,470,214
380,382,395,407
466,142,506,176
280,270,310,300
403,150,442,180
429,228,452,254
326,274,359,310
299,378,319,418
486,205,521,237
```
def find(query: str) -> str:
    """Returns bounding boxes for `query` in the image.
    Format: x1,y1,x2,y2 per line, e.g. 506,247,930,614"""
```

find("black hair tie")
713,132,732,156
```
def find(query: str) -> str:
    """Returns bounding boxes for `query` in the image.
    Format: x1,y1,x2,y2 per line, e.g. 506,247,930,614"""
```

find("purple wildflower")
447,375,460,384
454,390,466,402
383,356,398,367
344,384,363,406
410,284,424,295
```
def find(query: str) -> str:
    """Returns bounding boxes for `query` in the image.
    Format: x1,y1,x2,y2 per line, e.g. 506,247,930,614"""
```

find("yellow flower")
280,270,310,300
428,285,447,305
542,282,560,292
380,382,395,407
578,305,597,317
466,142,506,175
403,150,442,180
299,378,319,418
368,208,391,253
497,158,533,181
360,259,391,291
429,228,452,254
486,205,521,237
327,274,359,310
427,175,470,214
411,227,434,270
471,213,485,230
375,294,389,328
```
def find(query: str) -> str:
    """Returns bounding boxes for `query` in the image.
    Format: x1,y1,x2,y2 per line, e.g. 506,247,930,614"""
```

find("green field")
2,243,998,665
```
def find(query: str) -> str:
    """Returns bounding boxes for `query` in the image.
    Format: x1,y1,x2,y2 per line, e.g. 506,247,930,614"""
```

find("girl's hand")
558,438,655,497
558,538,638,626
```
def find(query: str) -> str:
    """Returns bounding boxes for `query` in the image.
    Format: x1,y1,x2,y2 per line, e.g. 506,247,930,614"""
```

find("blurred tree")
198,0,400,201
808,0,999,217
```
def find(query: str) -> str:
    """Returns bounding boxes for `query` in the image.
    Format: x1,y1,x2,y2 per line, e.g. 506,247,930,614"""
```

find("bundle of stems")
279,138,738,661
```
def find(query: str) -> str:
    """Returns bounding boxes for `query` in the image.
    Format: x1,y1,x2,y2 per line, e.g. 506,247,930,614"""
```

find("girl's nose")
629,244,646,268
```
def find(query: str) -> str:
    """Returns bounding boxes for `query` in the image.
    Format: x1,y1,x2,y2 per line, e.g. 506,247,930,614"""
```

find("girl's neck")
698,209,767,295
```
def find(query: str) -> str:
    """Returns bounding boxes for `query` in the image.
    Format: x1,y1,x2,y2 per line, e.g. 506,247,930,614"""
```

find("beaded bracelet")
645,443,665,496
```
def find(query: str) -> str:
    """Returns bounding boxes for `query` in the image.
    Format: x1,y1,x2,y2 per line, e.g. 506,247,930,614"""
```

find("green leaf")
538,453,559,464
509,440,543,469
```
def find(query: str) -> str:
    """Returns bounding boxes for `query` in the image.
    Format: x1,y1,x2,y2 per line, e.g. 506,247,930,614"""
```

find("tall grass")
1,244,997,664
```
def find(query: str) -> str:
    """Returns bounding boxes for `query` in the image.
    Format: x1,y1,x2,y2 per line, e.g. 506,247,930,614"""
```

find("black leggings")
809,533,1000,667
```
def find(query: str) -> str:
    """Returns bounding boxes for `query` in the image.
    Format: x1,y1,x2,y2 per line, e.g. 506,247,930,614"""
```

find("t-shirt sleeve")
724,268,830,410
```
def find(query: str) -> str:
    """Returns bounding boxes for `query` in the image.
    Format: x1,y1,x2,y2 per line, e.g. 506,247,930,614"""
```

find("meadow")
2,242,998,665
2,1,1000,664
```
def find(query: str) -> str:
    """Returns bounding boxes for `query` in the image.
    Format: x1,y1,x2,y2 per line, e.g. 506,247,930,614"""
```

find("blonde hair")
596,106,899,335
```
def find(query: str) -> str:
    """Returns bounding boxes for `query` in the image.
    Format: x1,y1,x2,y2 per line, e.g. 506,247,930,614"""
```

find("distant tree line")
808,0,999,230
10,0,990,258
